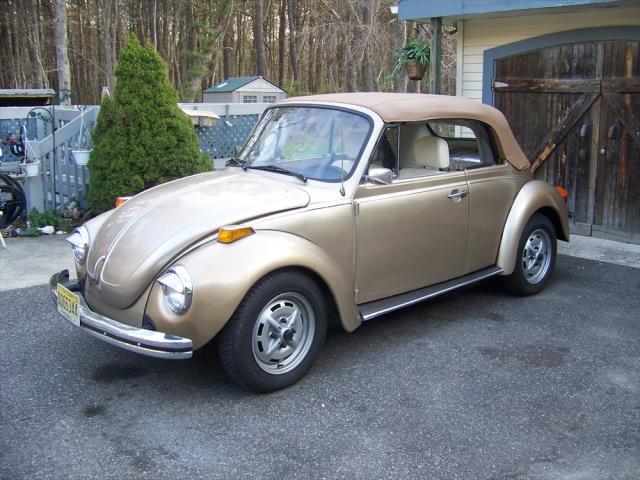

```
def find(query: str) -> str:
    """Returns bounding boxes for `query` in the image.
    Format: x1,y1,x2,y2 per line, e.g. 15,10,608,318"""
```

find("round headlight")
66,227,89,265
157,266,193,314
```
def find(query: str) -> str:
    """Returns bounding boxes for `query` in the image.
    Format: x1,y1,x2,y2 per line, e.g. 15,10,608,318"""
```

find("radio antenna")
339,123,346,196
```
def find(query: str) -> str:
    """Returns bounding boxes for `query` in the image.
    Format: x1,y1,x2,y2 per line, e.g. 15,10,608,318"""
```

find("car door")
442,119,528,273
465,164,527,273
353,126,469,304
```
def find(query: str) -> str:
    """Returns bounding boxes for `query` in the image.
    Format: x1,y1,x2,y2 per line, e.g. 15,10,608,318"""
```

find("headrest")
399,124,429,167
412,136,450,170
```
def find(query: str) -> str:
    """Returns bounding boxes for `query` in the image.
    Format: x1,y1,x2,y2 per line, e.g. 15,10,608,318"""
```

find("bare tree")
286,0,298,81
223,12,234,79
0,0,458,103
98,0,117,93
254,0,267,76
278,0,286,85
29,0,47,88
360,1,375,92
393,17,408,92
54,0,71,94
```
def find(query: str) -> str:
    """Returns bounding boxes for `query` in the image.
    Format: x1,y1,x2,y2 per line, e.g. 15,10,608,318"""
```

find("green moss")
87,37,211,213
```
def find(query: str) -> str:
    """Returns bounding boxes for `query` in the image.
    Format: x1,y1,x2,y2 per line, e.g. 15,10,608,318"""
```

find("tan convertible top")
281,93,530,170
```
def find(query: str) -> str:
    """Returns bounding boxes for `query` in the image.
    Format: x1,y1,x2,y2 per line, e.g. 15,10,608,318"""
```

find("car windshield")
237,106,371,182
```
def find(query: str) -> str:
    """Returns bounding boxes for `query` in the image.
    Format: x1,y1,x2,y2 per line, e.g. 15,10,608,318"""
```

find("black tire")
0,173,26,228
218,271,327,392
501,213,557,296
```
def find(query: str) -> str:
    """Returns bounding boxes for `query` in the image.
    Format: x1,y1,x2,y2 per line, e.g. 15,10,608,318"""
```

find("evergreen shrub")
87,37,211,213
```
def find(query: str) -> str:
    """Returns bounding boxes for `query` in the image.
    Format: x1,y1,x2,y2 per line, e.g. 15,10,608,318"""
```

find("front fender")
497,180,569,275
145,230,360,350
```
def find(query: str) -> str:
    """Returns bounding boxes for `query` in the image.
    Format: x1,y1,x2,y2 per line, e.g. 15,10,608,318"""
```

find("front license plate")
57,283,80,327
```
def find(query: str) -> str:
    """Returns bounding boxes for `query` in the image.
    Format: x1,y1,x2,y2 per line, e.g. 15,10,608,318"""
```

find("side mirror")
365,167,393,185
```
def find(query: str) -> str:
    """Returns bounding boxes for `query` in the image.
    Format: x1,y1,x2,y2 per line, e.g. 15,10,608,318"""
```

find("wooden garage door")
494,40,640,243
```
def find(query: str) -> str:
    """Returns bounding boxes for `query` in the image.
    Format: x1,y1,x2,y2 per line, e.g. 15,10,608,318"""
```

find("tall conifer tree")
88,37,211,213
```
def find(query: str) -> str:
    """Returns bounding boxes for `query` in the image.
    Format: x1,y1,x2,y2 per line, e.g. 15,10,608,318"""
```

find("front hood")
86,170,309,308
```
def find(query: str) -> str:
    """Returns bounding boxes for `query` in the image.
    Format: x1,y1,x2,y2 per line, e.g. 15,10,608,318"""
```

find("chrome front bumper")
49,270,193,359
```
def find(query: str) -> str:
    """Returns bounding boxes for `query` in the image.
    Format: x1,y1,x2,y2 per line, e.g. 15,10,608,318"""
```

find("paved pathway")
2,255,638,479
1,233,639,292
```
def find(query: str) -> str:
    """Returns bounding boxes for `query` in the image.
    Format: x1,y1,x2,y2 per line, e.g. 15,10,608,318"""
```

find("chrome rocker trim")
359,266,504,321
49,270,193,359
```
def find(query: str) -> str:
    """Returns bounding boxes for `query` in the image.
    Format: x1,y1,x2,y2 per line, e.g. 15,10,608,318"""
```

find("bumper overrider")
49,270,193,359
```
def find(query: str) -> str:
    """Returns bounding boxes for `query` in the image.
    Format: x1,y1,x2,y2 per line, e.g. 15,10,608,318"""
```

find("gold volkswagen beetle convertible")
50,93,569,392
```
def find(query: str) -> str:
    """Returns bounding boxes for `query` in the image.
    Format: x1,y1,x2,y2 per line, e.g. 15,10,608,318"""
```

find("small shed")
0,89,55,107
399,0,640,243
203,76,286,104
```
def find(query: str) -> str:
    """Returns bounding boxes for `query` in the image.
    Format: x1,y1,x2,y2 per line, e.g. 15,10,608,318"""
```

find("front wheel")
501,213,557,296
218,271,327,392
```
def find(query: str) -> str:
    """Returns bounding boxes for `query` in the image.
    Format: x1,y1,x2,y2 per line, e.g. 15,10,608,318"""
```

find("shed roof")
204,76,283,93
0,88,56,107
281,92,530,170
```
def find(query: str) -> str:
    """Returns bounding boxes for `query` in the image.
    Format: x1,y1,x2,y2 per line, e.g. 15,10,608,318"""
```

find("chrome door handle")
447,189,468,199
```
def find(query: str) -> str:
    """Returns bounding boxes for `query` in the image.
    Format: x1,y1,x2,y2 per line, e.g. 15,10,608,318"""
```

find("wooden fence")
0,103,268,213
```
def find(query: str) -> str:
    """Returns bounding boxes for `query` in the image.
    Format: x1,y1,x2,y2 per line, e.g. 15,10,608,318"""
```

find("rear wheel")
501,213,557,296
218,271,327,392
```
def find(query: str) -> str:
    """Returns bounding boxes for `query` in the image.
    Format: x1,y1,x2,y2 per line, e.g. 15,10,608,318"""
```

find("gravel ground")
1,254,639,480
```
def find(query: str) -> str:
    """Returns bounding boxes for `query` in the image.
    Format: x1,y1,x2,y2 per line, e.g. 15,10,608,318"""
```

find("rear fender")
497,180,569,275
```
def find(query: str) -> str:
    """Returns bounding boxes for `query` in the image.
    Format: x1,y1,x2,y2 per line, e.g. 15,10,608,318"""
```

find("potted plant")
71,146,91,166
20,156,39,177
18,126,40,177
391,38,430,81
71,109,93,166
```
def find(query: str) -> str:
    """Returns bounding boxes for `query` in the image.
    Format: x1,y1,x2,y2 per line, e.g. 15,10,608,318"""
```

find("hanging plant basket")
20,161,40,177
405,61,426,81
72,149,92,166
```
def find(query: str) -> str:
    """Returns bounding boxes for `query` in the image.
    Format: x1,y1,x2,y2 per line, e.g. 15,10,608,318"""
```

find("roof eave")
398,0,631,21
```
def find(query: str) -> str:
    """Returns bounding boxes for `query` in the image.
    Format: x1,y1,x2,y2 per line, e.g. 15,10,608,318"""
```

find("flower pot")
72,149,92,166
20,162,40,177
405,61,426,81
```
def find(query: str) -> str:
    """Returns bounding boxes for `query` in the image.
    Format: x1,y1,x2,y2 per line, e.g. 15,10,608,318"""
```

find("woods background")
2,0,456,104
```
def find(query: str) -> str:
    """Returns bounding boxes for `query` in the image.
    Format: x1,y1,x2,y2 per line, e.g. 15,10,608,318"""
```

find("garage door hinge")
352,202,359,215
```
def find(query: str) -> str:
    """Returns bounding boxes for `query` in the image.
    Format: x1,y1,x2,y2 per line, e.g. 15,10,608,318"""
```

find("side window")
426,119,500,170
368,126,399,173
243,95,258,103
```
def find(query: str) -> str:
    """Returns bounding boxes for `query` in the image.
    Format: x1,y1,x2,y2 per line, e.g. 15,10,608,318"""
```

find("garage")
490,31,640,243
398,0,640,243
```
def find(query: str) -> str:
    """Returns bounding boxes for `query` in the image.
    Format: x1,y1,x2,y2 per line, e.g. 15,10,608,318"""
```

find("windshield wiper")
247,165,307,183
225,158,247,170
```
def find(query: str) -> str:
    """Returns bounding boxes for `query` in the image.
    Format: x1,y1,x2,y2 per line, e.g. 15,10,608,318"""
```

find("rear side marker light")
555,186,568,203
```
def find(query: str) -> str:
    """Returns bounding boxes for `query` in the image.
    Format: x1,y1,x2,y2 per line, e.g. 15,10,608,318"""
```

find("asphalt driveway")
1,255,639,480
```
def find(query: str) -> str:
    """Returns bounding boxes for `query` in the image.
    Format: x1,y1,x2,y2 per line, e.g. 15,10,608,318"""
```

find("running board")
359,266,503,322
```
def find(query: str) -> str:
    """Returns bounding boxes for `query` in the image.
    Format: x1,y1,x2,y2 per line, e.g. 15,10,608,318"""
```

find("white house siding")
458,5,640,102
236,78,283,93
202,92,234,103
236,79,286,103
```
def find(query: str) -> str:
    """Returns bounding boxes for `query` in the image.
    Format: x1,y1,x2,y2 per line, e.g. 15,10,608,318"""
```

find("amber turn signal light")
555,186,568,203
218,226,255,244
115,196,131,208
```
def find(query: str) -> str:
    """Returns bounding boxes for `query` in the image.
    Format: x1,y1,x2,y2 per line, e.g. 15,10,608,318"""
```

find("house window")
263,95,277,103
243,95,258,103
